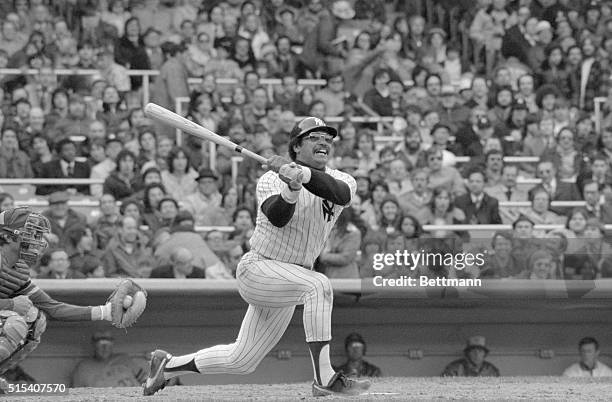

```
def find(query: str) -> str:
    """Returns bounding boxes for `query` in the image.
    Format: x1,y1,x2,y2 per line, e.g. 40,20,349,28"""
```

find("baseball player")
0,207,143,391
143,117,371,397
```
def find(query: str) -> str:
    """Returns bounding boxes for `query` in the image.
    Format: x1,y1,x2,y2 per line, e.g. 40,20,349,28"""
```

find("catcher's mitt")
107,279,147,328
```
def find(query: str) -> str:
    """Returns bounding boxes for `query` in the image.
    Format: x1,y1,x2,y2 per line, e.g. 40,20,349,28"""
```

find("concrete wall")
19,279,612,385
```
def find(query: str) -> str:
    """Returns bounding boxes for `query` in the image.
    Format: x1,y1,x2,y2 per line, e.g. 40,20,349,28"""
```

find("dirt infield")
9,377,611,401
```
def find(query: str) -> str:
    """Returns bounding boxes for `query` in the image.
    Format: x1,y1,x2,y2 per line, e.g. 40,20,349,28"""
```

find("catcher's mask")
0,208,50,265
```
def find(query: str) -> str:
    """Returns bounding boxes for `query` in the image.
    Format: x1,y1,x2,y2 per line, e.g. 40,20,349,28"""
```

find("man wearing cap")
42,191,87,248
182,168,223,224
144,116,370,397
36,138,91,196
441,336,500,377
71,331,148,387
335,333,382,378
153,211,230,279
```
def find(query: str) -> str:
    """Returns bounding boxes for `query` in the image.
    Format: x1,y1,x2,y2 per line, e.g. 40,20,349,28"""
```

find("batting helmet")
0,208,50,265
289,117,338,141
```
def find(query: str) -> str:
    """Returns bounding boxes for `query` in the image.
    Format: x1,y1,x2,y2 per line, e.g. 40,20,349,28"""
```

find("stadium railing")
34,278,612,297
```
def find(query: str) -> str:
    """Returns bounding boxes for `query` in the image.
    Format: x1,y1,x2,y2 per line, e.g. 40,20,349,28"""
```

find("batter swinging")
143,117,371,397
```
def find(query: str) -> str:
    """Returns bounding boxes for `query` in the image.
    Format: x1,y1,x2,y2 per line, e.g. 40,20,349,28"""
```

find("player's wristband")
281,186,299,204
300,167,312,184
91,303,112,321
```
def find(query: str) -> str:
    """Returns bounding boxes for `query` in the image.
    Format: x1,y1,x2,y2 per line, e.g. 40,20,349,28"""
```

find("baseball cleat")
142,349,172,396
312,372,371,397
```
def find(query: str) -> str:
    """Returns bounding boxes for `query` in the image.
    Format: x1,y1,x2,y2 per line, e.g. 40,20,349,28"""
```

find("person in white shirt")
563,337,612,377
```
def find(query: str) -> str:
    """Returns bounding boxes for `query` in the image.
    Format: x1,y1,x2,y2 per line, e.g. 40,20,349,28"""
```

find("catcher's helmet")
289,117,338,141
0,207,50,264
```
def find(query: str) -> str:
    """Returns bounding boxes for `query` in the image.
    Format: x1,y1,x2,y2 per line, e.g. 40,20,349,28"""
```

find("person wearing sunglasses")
144,117,370,397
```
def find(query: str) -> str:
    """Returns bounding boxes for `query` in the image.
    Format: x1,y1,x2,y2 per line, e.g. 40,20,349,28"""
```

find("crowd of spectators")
1,0,612,280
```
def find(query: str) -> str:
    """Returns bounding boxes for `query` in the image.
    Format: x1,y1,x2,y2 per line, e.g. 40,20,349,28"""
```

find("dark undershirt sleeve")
261,194,296,227
28,286,93,321
303,169,351,205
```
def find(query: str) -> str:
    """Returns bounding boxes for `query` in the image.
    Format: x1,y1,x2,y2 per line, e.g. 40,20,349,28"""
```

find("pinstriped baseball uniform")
191,167,357,375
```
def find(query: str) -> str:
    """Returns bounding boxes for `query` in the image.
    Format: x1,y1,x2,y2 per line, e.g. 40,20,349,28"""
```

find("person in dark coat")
103,149,141,201
36,138,91,195
454,169,502,224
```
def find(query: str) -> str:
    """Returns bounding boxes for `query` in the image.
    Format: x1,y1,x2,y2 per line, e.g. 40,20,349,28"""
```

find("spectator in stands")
563,337,612,377
416,187,467,228
95,49,131,94
559,208,589,253
515,249,558,279
455,169,502,225
569,39,604,112
480,231,520,278
71,331,147,387
398,168,432,217
90,135,123,197
0,125,32,178
97,86,127,129
355,129,379,173
335,333,381,378
301,0,355,75
541,127,583,180
377,195,402,235
39,248,85,279
65,225,103,277
42,191,87,248
183,168,222,224
485,164,527,224
154,210,231,279
0,193,14,212
0,20,27,58
315,72,348,117
150,247,205,279
114,17,151,91
386,158,413,199
424,148,466,197
30,133,53,177
577,153,612,191
160,147,197,204
36,138,91,195
359,181,388,232
229,206,255,249
581,180,612,223
93,193,120,251
565,219,612,279
523,187,566,231
156,196,178,230
529,161,581,214
103,149,140,201
135,126,158,171
103,215,153,278
441,336,500,377
318,208,361,278
398,214,422,249
152,41,190,115
140,183,166,233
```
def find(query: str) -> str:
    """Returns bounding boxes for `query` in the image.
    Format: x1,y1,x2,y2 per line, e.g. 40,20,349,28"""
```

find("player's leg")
167,304,295,376
237,259,336,387
143,304,295,395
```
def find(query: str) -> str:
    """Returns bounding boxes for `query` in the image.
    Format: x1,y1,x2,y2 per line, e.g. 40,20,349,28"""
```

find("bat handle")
237,146,268,165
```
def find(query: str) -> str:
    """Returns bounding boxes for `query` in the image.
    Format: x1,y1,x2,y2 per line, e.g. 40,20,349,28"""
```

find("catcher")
0,207,146,388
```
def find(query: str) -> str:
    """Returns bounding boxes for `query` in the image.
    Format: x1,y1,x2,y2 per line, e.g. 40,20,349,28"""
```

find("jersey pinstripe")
249,167,357,268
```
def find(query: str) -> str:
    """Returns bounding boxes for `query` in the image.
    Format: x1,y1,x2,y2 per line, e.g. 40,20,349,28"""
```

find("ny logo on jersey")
322,200,335,222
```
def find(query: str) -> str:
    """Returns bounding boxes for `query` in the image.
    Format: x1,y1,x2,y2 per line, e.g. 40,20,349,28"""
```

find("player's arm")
21,283,110,322
300,168,352,206
258,170,300,228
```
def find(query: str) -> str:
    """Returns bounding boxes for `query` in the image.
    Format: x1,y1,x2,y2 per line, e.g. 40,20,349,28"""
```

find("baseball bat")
144,103,267,165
